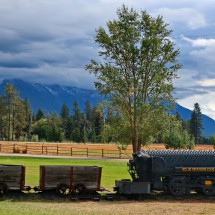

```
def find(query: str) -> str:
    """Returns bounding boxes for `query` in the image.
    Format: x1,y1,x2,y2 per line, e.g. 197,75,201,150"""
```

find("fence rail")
0,143,132,159
0,142,214,159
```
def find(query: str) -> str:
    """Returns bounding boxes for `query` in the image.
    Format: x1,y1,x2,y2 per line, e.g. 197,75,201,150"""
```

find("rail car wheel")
71,184,86,196
168,178,186,197
202,186,215,196
0,183,8,195
56,184,70,197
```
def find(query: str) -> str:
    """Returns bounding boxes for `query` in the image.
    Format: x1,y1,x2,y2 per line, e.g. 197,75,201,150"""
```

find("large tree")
86,5,181,152
3,83,26,141
190,103,203,144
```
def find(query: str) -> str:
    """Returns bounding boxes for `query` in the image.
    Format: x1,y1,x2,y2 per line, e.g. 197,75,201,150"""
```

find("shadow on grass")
1,190,215,204
0,190,72,203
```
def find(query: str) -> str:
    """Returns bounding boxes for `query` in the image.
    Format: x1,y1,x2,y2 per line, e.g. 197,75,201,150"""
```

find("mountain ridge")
0,79,214,136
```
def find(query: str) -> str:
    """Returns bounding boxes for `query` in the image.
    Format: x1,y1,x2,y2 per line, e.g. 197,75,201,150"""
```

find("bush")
31,135,39,142
164,129,194,149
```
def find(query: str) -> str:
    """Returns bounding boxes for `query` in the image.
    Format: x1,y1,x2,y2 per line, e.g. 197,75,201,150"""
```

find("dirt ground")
67,200,215,215
2,191,215,215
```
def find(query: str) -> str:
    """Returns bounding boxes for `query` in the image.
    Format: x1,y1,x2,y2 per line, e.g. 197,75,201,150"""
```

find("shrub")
164,129,194,149
31,135,39,142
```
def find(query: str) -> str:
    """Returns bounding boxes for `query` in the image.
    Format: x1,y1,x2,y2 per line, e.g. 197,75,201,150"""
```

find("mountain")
0,79,215,136
0,79,103,113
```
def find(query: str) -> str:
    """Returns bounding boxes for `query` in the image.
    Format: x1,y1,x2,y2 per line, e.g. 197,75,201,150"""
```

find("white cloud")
154,7,207,30
182,36,215,47
178,93,215,119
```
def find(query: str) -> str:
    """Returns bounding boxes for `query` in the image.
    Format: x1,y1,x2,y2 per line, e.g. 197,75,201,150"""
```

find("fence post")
46,147,47,154
57,144,59,155
13,144,15,153
119,148,121,158
0,144,1,152
71,147,73,156
102,149,104,158
42,145,43,154
86,148,88,157
26,145,28,154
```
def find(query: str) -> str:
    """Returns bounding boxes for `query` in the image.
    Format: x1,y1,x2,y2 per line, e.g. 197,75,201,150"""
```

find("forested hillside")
1,79,215,137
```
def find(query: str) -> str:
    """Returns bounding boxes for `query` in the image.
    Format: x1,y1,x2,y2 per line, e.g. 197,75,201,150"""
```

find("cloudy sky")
0,0,215,118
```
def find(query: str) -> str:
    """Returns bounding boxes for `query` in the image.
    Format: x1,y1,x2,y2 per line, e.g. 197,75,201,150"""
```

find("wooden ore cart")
0,164,30,195
34,165,102,196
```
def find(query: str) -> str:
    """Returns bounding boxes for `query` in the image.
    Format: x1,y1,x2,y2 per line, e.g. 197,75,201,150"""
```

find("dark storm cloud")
0,0,215,116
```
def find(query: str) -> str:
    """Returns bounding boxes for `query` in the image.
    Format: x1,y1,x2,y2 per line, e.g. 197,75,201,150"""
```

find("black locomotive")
115,150,215,196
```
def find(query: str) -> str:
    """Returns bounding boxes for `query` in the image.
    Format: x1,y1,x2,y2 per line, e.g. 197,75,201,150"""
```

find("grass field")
1,156,215,215
0,156,129,189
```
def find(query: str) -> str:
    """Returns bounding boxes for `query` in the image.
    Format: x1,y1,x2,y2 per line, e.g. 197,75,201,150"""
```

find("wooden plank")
97,167,102,190
40,165,102,190
0,165,25,190
40,166,46,191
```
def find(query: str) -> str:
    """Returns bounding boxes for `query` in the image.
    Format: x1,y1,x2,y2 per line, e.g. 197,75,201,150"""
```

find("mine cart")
34,165,102,196
0,164,30,195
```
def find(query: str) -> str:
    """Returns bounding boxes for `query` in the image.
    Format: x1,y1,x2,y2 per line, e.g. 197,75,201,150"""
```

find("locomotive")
115,150,215,196
1,150,215,197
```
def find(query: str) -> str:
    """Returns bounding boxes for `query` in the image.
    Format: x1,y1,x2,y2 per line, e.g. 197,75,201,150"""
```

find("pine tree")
3,83,25,140
94,107,104,142
190,103,203,144
36,108,45,121
70,101,84,142
60,103,70,139
0,96,6,140
23,97,33,138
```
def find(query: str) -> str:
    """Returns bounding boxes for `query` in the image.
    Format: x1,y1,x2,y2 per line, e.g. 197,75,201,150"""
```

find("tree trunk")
137,139,142,151
132,135,137,153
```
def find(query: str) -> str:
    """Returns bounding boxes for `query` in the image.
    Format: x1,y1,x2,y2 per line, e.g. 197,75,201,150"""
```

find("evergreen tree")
3,83,25,140
46,112,64,142
13,98,26,140
60,103,70,139
36,108,45,121
60,103,70,120
0,96,6,140
190,103,203,144
84,101,94,142
23,97,33,138
70,101,84,142
94,108,104,142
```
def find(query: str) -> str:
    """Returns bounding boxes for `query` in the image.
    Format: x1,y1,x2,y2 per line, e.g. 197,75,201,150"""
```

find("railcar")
0,164,30,194
34,165,102,196
115,150,215,196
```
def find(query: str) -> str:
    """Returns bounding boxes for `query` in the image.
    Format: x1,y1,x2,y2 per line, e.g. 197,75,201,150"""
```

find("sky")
0,0,215,118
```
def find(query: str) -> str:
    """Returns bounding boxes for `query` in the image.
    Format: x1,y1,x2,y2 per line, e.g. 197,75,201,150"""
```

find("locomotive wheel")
0,183,8,195
168,178,186,197
56,184,70,197
71,184,86,196
202,185,215,196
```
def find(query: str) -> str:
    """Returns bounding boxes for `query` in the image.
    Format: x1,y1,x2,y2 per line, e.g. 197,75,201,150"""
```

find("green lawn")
0,156,130,215
0,156,130,190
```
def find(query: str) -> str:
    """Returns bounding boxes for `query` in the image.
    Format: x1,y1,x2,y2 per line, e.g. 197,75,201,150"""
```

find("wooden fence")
0,142,213,159
0,143,133,159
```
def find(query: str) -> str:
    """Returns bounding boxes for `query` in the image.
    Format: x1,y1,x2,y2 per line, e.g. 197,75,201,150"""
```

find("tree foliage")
164,127,194,149
86,5,181,152
190,103,203,144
